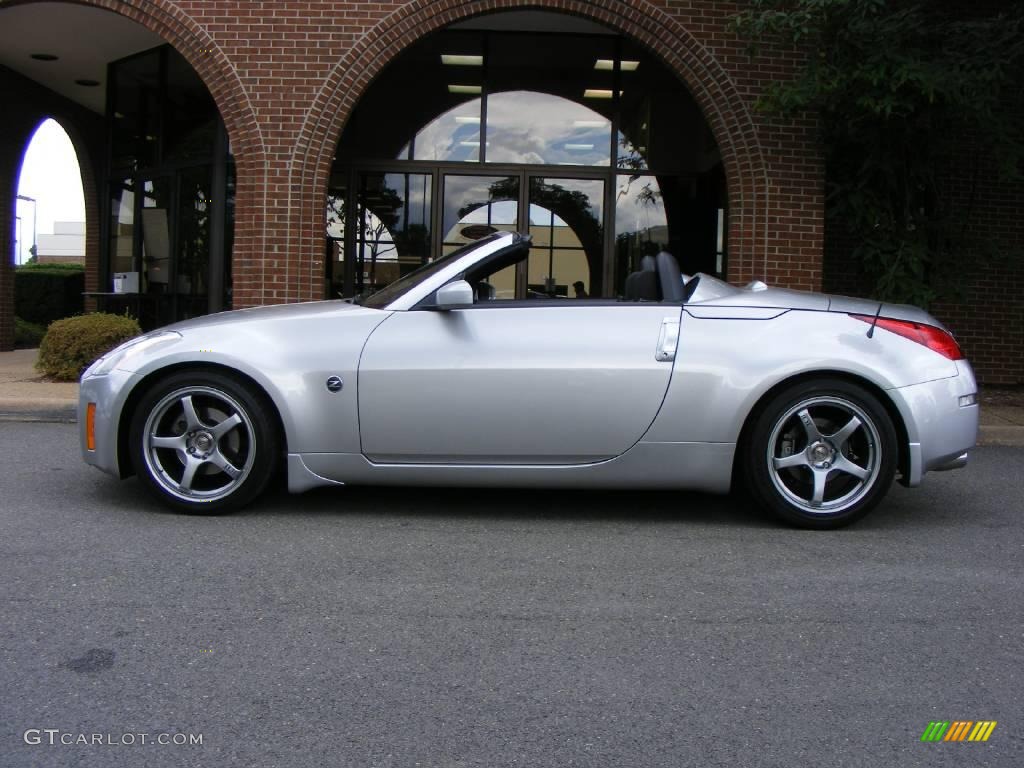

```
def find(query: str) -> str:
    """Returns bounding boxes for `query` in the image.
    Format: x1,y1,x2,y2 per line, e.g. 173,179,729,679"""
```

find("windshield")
361,233,508,309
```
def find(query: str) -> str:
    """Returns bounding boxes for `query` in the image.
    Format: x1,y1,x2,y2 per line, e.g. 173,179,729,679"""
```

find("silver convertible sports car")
79,232,978,529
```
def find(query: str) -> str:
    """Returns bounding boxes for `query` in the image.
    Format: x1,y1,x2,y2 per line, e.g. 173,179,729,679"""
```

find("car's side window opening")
462,245,529,302
416,241,690,309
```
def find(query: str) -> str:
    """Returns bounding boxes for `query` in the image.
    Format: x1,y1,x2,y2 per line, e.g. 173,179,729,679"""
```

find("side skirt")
287,442,736,494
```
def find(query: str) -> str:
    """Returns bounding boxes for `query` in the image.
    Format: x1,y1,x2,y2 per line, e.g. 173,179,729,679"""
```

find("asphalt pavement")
1,422,1021,768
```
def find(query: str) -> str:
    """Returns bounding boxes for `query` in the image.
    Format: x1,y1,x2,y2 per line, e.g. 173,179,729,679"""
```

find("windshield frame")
361,232,519,310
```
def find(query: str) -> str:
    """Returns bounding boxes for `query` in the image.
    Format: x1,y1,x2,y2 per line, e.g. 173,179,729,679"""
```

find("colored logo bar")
921,721,997,742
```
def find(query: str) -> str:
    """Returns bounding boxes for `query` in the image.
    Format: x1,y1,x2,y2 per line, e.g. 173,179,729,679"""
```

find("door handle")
655,317,680,362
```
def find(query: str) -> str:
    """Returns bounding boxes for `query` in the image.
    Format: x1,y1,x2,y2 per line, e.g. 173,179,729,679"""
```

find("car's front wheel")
745,378,897,529
129,370,279,514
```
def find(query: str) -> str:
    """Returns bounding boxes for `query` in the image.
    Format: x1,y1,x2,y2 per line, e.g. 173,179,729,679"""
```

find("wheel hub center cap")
188,431,215,458
807,441,834,466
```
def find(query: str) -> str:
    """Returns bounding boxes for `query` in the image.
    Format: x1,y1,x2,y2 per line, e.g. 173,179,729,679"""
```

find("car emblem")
325,376,344,393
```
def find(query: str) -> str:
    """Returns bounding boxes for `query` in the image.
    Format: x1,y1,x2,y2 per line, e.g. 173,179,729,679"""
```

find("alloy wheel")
141,386,257,503
766,396,882,514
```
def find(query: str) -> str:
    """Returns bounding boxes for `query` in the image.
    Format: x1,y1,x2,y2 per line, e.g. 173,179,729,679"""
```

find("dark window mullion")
480,33,489,165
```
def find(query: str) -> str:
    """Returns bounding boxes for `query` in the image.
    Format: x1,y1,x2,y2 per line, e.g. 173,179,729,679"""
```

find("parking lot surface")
1,422,1021,767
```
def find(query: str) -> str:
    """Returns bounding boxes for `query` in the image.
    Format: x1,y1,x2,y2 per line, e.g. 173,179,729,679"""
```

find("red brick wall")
929,143,1023,385
0,0,823,308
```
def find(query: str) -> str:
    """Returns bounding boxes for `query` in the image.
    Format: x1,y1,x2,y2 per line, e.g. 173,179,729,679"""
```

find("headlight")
86,331,182,377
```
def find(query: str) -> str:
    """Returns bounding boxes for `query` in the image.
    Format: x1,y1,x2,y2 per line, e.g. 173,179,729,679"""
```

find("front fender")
97,309,390,460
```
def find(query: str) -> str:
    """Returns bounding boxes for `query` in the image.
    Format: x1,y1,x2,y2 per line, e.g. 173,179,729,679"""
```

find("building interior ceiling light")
441,54,484,66
583,89,622,99
594,59,639,71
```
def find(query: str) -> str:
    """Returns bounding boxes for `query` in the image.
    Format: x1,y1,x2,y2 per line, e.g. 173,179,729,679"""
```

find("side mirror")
434,280,474,310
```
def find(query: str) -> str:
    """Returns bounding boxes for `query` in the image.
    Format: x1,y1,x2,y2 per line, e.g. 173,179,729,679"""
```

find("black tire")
129,369,279,514
744,378,897,529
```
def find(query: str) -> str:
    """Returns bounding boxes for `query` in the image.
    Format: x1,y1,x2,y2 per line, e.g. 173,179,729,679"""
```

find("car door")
357,303,681,464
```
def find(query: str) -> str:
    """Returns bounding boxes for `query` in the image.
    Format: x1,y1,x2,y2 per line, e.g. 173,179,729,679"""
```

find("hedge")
14,317,46,349
36,313,142,381
15,263,85,326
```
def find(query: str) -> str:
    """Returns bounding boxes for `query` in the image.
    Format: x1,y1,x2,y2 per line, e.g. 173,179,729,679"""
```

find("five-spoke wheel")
746,379,897,529
130,371,279,513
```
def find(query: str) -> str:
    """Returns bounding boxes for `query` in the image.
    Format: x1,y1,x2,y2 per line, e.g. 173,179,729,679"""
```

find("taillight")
851,315,964,360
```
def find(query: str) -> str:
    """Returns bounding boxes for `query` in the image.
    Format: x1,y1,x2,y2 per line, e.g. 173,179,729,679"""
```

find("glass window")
110,50,160,172
486,92,611,166
409,100,482,162
108,179,135,277
442,175,520,255
163,51,219,166
140,178,173,295
326,174,348,298
616,42,713,174
614,174,668,295
175,166,211,317
351,172,433,296
528,177,604,297
330,20,727,303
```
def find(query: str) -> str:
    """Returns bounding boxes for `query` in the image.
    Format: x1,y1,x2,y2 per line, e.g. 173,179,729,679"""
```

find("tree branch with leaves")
734,0,1024,306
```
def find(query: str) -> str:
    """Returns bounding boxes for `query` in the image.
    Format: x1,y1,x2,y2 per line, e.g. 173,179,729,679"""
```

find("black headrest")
624,269,660,301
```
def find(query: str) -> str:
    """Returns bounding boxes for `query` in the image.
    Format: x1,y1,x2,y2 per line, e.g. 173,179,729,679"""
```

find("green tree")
734,0,1024,305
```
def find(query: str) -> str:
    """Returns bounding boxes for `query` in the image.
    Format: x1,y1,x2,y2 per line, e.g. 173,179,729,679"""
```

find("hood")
161,299,381,334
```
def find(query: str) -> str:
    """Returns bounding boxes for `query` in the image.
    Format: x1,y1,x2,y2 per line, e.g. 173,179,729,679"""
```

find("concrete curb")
0,400,77,423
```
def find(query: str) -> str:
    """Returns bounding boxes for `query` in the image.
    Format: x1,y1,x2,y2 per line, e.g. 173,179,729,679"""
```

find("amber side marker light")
86,403,97,451
851,314,964,360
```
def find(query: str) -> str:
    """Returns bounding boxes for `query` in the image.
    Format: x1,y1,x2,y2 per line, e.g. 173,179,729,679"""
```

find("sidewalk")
0,349,77,422
0,348,1021,445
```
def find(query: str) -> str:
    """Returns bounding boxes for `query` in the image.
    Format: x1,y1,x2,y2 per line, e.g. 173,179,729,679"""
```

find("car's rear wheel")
745,378,897,529
129,370,279,514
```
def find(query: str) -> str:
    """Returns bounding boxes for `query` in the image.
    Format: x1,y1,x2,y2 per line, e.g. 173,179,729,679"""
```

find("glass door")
526,176,605,298
441,174,521,299
341,169,610,301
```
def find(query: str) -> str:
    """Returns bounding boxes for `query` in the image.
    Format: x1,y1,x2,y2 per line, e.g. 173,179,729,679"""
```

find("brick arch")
290,0,770,300
0,0,267,306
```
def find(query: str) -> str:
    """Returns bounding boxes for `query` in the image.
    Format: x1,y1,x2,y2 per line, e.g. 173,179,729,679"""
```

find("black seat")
656,251,685,302
624,255,660,301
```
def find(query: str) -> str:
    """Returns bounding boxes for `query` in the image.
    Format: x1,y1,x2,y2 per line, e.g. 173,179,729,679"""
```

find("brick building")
0,0,1018,383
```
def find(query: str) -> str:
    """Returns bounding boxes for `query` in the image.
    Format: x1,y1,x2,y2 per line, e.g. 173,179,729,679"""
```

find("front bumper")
891,360,979,487
79,367,138,478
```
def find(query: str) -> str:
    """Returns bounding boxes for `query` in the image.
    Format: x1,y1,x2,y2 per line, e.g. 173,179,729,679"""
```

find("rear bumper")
891,360,979,487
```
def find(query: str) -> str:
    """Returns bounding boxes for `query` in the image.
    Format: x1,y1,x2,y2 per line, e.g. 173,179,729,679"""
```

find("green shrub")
19,262,85,271
37,313,142,381
14,317,47,349
15,264,85,326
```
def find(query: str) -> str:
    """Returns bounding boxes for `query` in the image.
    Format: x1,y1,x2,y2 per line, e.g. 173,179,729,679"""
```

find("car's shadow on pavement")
248,482,784,530
88,467,971,534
